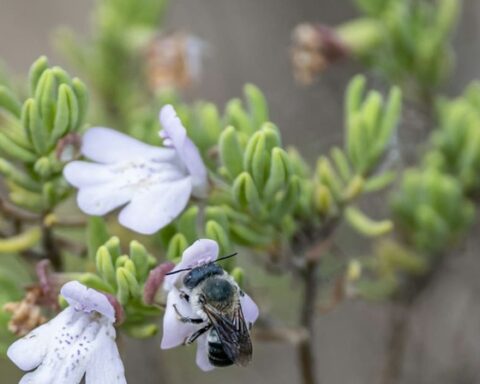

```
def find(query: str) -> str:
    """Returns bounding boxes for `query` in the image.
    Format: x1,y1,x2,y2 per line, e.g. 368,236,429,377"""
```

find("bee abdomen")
207,330,234,367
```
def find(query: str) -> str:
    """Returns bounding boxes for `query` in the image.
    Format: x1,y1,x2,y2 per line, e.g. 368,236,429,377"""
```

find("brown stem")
41,224,62,270
297,259,321,384
0,197,39,222
380,304,411,384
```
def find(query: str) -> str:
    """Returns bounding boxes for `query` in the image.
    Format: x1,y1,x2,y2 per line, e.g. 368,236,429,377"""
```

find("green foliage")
57,0,167,132
348,0,460,98
428,83,480,193
82,236,159,336
0,255,31,353
392,168,474,253
160,79,401,270
0,56,88,213
345,75,401,175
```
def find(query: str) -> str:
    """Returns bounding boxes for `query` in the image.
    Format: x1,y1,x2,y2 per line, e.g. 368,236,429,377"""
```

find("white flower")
63,104,208,235
161,239,259,371
7,281,126,384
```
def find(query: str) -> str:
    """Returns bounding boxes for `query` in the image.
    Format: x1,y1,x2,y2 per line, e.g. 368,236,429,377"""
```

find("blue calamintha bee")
165,253,253,367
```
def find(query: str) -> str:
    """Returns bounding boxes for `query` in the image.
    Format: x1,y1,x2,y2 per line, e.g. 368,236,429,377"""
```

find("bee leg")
185,324,211,345
173,304,204,324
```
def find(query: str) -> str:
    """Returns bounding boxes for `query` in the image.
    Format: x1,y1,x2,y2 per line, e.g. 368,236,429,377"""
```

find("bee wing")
203,301,252,366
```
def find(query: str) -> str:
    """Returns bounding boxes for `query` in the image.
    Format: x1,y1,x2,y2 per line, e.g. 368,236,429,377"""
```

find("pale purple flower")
161,239,259,371
7,281,126,384
63,105,208,235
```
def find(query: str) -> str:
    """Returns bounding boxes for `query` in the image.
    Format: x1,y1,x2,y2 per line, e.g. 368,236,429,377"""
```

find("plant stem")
41,223,62,270
380,303,411,384
297,259,321,384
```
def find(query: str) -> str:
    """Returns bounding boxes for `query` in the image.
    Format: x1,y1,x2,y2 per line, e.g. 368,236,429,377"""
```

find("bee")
166,253,252,367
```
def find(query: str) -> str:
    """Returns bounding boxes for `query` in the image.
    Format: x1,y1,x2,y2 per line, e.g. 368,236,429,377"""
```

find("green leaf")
166,233,188,262
28,56,49,95
219,126,244,179
87,217,110,262
0,86,21,117
244,83,269,128
345,206,393,237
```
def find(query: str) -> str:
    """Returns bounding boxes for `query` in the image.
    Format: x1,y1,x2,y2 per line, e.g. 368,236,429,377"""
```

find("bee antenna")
215,252,238,263
165,267,192,276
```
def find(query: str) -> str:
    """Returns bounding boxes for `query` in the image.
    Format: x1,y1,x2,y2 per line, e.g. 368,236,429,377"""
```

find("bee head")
183,263,223,289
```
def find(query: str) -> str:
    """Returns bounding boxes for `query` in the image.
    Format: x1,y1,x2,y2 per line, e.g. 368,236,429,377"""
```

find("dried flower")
7,281,126,384
145,32,206,92
3,287,47,337
63,104,208,235
161,239,259,371
291,23,349,85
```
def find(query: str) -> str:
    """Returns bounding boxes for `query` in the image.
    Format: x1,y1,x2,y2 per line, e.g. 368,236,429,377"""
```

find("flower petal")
240,293,259,325
7,307,74,371
82,127,175,164
85,323,126,384
63,161,115,188
118,176,192,235
159,105,208,197
61,281,115,322
16,309,99,384
164,239,219,290
76,180,133,216
195,334,215,372
161,288,201,349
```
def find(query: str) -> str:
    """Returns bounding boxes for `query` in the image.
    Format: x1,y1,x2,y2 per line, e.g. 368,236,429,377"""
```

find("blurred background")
1,0,480,383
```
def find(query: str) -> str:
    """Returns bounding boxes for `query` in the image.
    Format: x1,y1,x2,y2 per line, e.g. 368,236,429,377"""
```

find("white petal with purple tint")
118,176,192,235
160,288,202,349
240,293,259,325
163,239,219,290
7,282,126,384
61,281,115,322
64,106,208,235
159,105,208,197
82,127,174,164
